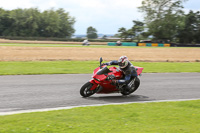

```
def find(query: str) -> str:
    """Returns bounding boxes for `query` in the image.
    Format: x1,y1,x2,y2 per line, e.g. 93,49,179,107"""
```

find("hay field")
0,39,107,45
0,45,200,62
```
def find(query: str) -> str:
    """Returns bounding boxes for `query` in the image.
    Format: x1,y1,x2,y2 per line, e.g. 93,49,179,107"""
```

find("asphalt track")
0,73,200,115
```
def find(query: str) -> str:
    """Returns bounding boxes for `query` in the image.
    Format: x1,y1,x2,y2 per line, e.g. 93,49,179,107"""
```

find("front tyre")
80,82,95,97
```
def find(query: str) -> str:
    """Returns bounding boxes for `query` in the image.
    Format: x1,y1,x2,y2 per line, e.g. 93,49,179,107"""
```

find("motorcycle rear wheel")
80,82,95,97
121,77,140,95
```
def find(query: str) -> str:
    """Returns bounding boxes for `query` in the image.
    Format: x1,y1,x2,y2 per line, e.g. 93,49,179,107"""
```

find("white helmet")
118,56,129,68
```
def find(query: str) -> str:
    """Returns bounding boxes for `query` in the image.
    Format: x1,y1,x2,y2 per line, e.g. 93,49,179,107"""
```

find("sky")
0,0,200,35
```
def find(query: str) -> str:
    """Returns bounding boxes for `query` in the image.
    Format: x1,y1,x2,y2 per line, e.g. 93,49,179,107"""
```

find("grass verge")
0,61,200,75
1,100,200,133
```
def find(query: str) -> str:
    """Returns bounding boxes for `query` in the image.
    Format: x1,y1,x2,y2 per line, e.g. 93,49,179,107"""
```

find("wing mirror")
100,57,103,69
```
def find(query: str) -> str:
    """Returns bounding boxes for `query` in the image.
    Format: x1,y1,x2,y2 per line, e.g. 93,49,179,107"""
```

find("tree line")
0,8,75,38
117,0,200,44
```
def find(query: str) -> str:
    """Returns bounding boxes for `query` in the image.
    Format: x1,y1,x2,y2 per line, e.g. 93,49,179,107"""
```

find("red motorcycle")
80,57,144,97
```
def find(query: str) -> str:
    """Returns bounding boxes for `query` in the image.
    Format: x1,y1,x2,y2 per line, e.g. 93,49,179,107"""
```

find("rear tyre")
121,77,140,95
80,82,96,97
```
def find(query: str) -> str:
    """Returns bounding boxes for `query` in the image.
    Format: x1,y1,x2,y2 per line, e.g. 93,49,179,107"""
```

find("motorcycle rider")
82,39,89,46
103,56,138,91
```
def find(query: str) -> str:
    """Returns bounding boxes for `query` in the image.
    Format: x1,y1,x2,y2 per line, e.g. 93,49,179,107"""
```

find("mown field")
0,43,200,62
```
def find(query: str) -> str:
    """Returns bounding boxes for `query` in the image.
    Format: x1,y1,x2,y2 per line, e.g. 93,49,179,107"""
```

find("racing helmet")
118,56,129,68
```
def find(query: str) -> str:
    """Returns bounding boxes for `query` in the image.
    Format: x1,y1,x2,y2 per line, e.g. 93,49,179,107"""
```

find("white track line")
1,98,200,116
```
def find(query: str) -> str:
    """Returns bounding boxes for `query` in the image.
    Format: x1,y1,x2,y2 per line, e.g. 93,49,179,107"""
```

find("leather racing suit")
105,60,138,85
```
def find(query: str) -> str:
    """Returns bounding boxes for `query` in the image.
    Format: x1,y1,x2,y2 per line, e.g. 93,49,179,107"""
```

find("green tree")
138,0,188,41
22,8,41,36
131,20,145,42
0,8,75,38
87,26,98,39
0,8,12,36
194,12,200,43
5,8,25,36
177,11,200,43
118,27,129,40
39,8,60,37
3,8,41,37
56,8,75,38
39,8,75,37
118,20,145,41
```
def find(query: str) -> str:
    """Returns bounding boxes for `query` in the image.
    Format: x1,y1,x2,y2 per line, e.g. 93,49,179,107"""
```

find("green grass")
0,61,97,75
0,61,199,75
1,100,200,133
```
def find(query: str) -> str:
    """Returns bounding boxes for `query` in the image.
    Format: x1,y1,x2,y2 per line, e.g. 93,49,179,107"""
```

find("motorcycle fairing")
90,66,123,92
135,66,144,75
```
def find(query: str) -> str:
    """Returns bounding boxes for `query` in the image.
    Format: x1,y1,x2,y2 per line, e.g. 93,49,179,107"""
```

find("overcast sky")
0,0,199,35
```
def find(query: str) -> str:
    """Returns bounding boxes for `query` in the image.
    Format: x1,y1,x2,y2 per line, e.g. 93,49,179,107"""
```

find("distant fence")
108,42,170,47
138,43,170,47
108,42,137,46
170,43,200,47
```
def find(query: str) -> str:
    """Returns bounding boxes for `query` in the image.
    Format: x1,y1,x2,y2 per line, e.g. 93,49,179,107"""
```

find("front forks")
89,79,98,91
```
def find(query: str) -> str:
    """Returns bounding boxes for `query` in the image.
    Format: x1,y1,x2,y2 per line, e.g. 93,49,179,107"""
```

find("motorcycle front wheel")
80,82,95,97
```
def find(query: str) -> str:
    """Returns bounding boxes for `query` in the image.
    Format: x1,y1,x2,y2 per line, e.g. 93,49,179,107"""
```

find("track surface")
0,73,200,113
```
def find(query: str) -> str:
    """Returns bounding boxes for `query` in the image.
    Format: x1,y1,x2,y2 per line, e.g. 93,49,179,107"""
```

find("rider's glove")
102,62,110,66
